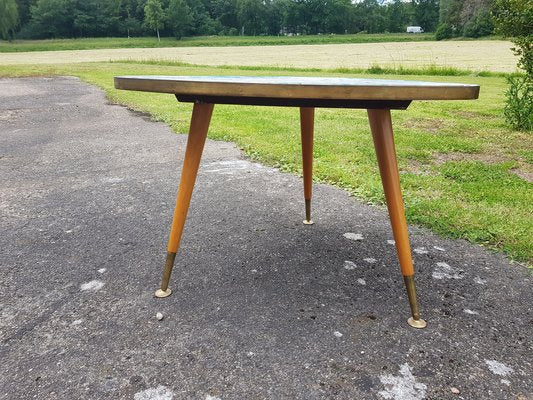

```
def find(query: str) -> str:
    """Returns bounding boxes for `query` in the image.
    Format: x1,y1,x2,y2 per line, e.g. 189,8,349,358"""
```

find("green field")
0,33,441,52
1,61,531,264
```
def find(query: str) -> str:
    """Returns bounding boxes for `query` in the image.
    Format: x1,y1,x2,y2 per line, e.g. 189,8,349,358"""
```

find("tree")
386,0,411,33
144,0,165,41
186,0,218,35
303,0,328,34
353,0,386,34
261,0,284,36
167,0,191,39
72,0,110,37
462,10,493,38
439,0,462,32
439,0,494,37
27,0,74,38
1,0,19,40
492,0,532,76
11,0,488,39
14,0,32,27
118,0,143,37
237,0,265,35
412,0,439,32
325,0,355,34
212,0,239,31
460,0,492,27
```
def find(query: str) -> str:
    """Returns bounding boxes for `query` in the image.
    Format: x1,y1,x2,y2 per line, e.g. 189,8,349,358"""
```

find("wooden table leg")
367,108,427,329
155,102,215,298
300,107,315,225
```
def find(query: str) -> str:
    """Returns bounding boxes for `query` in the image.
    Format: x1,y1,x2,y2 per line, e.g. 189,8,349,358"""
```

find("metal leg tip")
154,288,172,298
407,317,427,329
304,199,313,225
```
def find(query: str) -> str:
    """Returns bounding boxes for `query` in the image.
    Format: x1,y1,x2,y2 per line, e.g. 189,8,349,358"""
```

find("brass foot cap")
407,317,427,329
303,219,314,225
154,288,172,298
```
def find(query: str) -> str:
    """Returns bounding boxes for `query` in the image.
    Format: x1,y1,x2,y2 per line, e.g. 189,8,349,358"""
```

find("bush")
504,75,533,131
15,23,38,39
463,11,494,38
492,0,532,130
435,23,453,40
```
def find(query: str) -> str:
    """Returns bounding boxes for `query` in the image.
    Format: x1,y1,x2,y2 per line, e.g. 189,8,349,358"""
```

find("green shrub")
503,75,533,131
492,0,532,130
463,11,494,38
435,23,453,40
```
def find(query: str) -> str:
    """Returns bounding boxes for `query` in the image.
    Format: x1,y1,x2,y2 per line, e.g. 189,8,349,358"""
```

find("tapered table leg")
155,102,215,298
367,108,427,328
300,107,315,225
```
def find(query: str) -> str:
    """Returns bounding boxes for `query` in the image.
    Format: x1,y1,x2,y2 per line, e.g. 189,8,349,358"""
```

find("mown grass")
0,61,531,264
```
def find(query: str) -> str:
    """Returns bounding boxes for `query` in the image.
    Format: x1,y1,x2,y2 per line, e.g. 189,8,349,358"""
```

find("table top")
114,75,479,102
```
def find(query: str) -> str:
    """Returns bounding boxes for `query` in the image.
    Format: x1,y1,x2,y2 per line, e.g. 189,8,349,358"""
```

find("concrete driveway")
0,77,531,399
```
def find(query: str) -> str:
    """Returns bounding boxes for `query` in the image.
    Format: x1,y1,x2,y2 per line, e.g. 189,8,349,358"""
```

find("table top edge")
113,75,480,101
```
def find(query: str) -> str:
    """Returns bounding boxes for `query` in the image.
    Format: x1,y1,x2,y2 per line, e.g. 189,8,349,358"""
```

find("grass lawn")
0,62,531,264
0,34,441,52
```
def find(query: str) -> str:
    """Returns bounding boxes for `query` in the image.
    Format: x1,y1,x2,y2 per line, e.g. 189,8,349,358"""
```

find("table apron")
175,94,412,110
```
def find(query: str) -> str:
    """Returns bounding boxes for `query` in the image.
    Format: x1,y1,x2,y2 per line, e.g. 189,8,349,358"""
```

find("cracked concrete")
0,77,532,399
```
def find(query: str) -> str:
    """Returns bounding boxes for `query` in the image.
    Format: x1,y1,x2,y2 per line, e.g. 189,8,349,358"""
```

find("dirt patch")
511,166,533,183
455,111,480,119
404,118,446,134
404,159,432,175
406,151,533,182
454,110,498,121
433,151,507,165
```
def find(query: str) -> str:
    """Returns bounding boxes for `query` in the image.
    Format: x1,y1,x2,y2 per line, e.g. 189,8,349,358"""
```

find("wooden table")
114,76,479,329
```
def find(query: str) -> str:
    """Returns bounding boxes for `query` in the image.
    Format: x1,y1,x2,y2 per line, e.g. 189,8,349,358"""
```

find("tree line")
0,0,497,41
